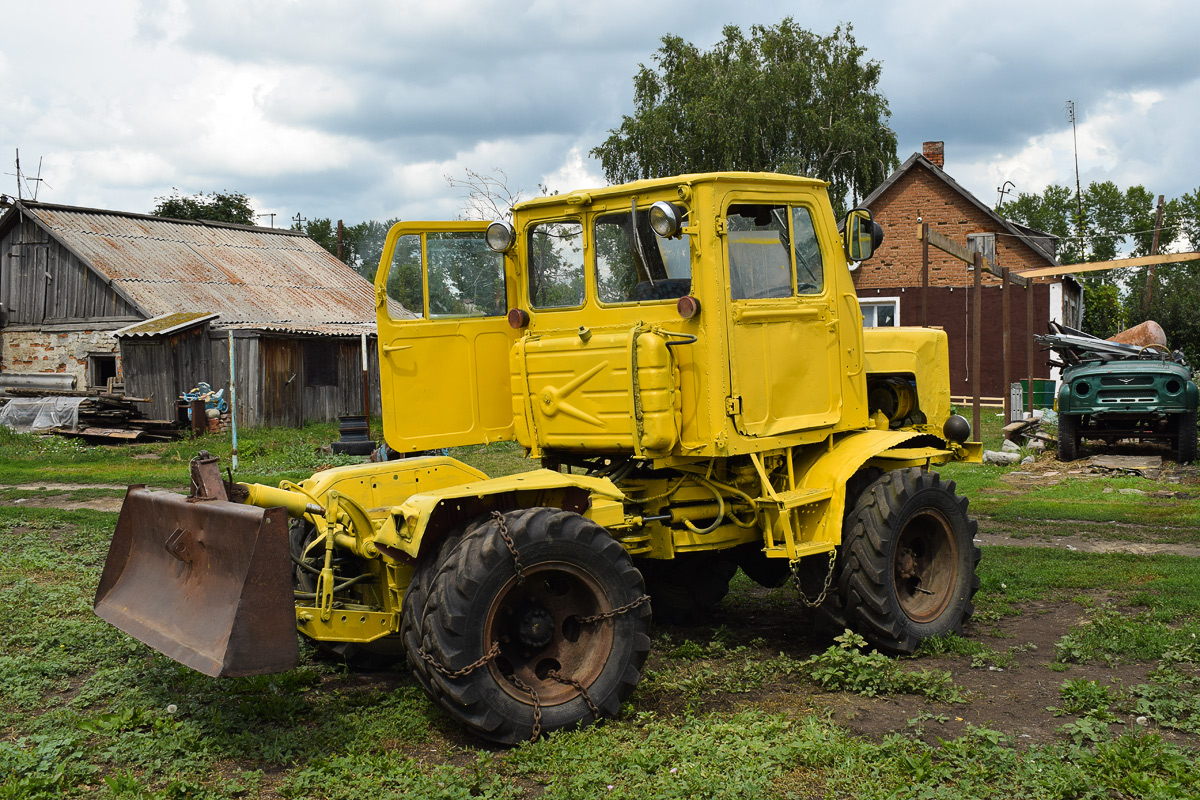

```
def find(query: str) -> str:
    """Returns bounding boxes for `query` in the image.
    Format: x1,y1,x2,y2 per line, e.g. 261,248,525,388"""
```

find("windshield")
594,209,691,304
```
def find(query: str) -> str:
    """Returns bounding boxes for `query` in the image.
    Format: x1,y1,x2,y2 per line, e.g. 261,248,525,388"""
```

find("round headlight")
485,220,516,253
649,201,684,238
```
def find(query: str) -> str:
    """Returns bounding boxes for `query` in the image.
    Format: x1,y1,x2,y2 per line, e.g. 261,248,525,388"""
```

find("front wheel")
1057,413,1081,461
1174,410,1197,464
403,508,651,744
838,468,980,654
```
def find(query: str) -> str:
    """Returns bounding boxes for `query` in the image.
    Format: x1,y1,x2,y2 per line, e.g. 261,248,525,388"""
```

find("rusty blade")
95,486,298,677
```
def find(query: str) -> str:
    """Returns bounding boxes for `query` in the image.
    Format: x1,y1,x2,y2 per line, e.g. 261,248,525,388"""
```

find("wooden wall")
0,217,139,325
119,327,383,428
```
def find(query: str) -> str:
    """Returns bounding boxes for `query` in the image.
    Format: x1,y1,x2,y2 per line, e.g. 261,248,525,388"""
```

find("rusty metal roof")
15,201,395,331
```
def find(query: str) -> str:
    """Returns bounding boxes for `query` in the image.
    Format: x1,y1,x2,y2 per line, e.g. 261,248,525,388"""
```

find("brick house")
855,142,1082,402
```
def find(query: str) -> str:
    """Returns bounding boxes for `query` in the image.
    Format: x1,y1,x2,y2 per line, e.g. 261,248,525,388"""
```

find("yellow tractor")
96,172,982,744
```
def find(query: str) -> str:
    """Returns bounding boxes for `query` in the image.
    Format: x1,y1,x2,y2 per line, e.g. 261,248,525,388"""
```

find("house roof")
0,199,396,334
861,153,1061,267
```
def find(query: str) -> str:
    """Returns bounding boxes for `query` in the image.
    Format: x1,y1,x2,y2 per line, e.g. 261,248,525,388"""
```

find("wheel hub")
515,604,555,649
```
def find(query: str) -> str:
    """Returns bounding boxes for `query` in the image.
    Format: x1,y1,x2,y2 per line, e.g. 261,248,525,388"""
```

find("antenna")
1066,100,1085,260
6,150,52,201
996,180,1015,210
257,212,277,227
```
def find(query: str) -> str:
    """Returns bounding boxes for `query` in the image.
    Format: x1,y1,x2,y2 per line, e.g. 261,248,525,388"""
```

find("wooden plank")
1018,251,1200,278
918,225,1028,286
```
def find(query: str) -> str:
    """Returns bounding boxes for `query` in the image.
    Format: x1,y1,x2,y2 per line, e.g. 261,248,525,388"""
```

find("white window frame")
861,296,900,328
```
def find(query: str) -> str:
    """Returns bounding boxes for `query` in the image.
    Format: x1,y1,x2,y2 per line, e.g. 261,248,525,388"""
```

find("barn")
0,197,400,428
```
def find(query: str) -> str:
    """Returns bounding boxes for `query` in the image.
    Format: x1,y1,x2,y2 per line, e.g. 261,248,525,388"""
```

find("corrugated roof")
12,201,398,327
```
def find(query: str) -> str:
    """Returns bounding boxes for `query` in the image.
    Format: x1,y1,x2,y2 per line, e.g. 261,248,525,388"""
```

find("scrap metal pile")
1035,320,1188,368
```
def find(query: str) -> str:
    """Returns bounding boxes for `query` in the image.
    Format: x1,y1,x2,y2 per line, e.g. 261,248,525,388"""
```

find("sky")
4,0,1200,234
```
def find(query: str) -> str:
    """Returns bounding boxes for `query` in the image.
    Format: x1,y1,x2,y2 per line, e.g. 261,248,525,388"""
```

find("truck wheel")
637,551,738,622
1057,413,1080,461
1175,409,1198,463
404,507,650,744
838,468,980,654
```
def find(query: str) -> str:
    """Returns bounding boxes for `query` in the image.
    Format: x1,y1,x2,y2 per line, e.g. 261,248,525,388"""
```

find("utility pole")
1067,101,1086,261
1146,194,1165,309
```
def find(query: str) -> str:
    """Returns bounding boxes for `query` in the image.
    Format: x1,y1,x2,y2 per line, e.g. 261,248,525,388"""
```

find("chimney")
923,141,944,168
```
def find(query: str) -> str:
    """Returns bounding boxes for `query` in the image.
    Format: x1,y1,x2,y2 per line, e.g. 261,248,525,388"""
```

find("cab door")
375,221,518,453
724,199,841,437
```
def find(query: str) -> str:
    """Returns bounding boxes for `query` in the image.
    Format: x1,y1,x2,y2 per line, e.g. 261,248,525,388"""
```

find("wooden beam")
1018,251,1200,278
917,225,1028,286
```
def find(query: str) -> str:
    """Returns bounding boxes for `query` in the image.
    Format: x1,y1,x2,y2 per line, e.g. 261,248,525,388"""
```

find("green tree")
591,19,898,213
295,217,400,281
151,190,256,226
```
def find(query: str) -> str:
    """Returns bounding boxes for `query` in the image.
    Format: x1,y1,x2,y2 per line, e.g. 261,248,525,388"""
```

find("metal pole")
228,331,238,472
360,331,371,441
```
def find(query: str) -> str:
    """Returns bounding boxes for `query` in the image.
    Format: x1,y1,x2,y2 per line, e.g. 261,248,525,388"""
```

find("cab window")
384,231,506,319
595,209,691,303
529,220,585,309
727,204,824,299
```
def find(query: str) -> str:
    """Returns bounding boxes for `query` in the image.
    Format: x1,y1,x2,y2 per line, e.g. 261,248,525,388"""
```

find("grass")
2,422,1200,798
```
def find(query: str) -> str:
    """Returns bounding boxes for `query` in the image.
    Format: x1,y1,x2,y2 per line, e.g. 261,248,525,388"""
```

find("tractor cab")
374,173,882,461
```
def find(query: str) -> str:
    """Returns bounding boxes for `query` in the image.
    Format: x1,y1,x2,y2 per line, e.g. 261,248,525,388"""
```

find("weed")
1055,604,1200,665
805,630,965,703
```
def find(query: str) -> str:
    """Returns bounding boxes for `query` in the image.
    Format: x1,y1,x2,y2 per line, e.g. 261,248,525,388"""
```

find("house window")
304,341,339,387
861,298,899,328
967,233,996,268
88,354,117,389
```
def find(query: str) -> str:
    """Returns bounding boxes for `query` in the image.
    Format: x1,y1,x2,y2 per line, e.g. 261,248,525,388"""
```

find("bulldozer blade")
95,486,299,677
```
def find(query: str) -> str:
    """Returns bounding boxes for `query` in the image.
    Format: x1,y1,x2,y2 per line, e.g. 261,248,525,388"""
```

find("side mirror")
844,208,883,262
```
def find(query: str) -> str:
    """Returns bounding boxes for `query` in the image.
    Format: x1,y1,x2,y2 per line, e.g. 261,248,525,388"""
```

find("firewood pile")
0,386,182,443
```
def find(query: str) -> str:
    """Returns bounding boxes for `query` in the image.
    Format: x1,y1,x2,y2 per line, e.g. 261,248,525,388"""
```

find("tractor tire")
733,543,790,589
1174,410,1197,464
1057,413,1081,462
838,468,980,654
403,507,650,744
637,551,739,622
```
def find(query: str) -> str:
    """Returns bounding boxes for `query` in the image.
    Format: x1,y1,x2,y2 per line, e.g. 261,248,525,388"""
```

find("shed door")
261,338,303,428
375,221,517,453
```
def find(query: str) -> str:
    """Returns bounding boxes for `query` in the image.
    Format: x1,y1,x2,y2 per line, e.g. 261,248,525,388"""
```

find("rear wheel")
1057,413,1081,461
404,508,650,744
638,551,738,622
838,468,980,654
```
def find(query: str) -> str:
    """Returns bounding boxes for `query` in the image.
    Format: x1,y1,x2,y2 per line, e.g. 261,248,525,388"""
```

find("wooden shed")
0,198,392,427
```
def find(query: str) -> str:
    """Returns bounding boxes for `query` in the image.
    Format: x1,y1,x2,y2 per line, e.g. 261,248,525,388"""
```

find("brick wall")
855,163,1057,291
3,330,120,388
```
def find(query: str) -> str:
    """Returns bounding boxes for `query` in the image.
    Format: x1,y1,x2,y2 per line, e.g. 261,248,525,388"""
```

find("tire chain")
791,548,837,608
424,511,649,742
491,510,526,585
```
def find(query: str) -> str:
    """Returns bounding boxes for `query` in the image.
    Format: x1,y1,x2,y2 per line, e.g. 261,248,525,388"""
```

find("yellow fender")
373,469,626,561
790,429,958,553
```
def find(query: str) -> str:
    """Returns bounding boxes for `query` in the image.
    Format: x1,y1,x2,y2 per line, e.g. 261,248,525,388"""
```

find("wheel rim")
892,508,958,623
483,562,614,706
